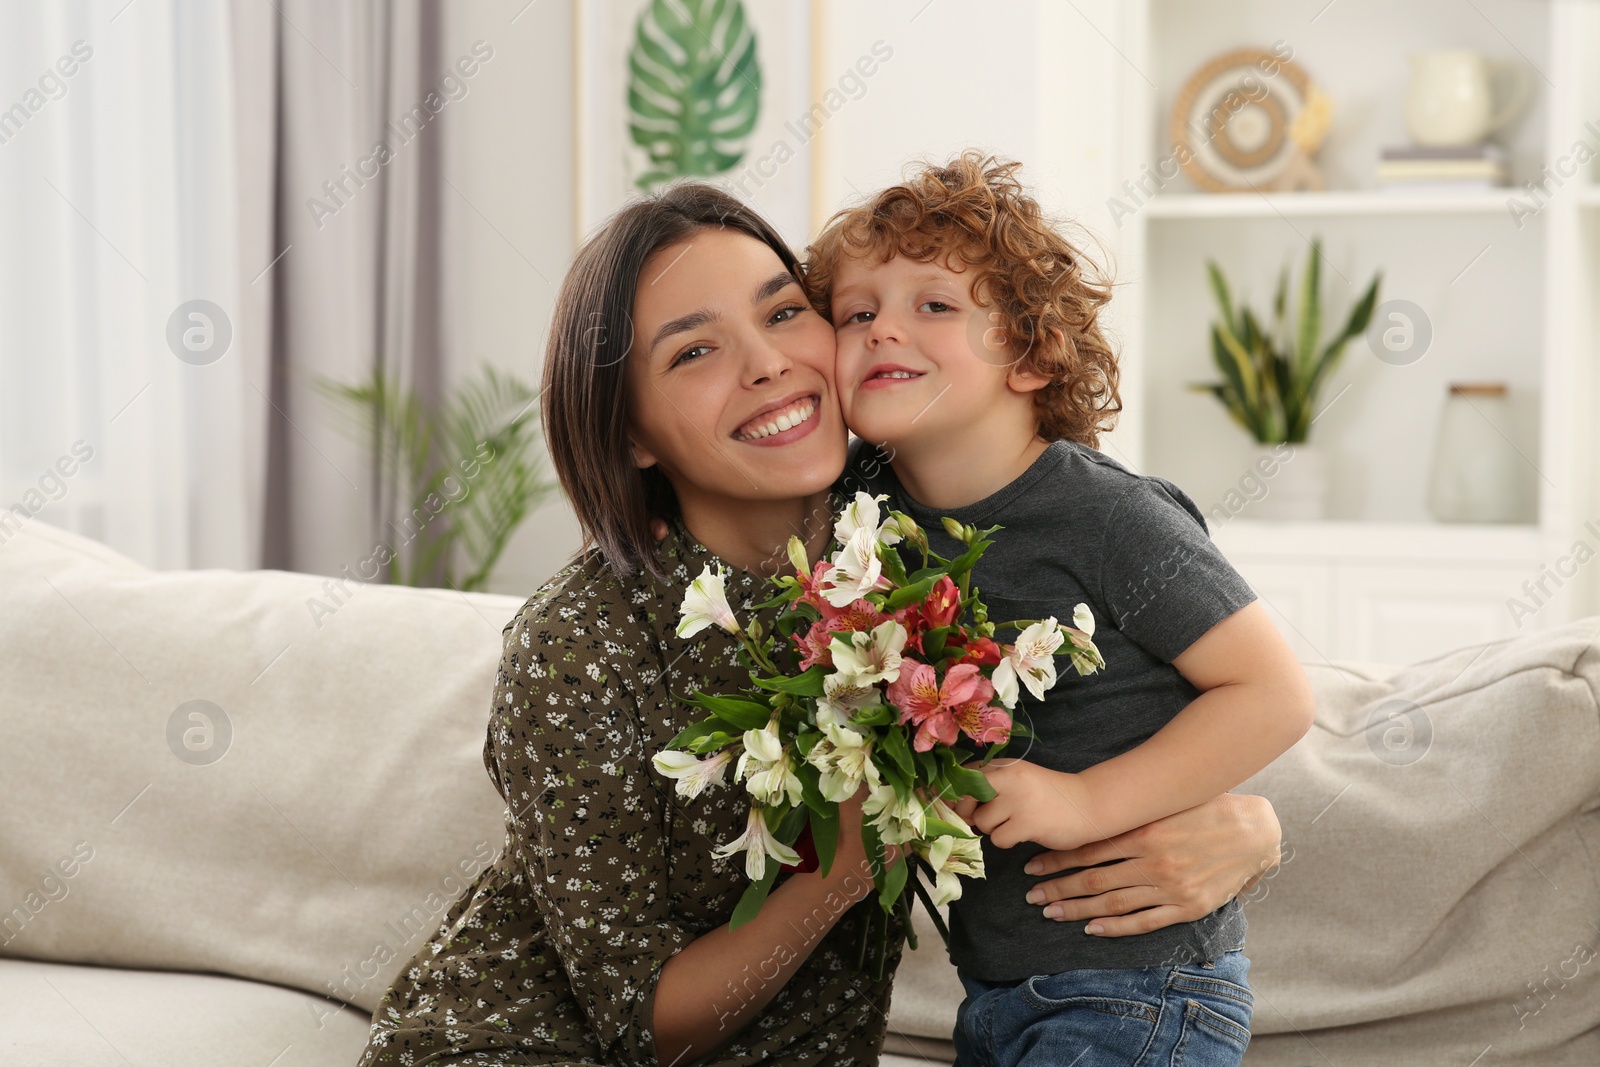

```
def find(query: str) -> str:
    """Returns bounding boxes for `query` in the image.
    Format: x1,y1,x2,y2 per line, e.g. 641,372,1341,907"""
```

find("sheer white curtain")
0,0,257,570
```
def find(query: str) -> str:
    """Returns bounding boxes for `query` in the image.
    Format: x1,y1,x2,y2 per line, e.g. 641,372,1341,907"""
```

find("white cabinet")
1092,0,1600,664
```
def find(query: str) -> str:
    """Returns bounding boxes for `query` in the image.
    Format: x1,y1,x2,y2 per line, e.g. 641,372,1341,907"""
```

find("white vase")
1427,382,1523,523
1245,441,1328,521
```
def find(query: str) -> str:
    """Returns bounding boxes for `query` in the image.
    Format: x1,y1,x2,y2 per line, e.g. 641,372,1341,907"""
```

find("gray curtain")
231,0,445,578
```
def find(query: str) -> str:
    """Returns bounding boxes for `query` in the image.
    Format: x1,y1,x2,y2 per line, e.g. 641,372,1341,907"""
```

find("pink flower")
792,599,890,671
794,560,837,614
887,662,1007,751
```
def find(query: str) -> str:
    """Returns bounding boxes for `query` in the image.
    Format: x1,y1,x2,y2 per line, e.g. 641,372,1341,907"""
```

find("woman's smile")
731,391,822,445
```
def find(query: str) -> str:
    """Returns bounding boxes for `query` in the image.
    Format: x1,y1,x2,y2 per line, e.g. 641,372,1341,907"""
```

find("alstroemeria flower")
713,806,802,882
805,722,881,802
887,661,1007,751
816,671,882,729
945,633,1004,668
834,491,903,549
677,563,740,638
861,780,927,845
829,619,907,686
918,828,987,906
735,721,803,807
1062,602,1105,676
794,600,891,671
651,748,733,800
794,559,837,614
992,618,1065,708
821,527,889,607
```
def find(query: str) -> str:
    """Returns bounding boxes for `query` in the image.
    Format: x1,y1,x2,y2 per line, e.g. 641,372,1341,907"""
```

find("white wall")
438,0,581,596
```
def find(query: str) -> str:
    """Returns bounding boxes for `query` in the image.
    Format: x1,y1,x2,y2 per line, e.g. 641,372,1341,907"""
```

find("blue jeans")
951,948,1252,1067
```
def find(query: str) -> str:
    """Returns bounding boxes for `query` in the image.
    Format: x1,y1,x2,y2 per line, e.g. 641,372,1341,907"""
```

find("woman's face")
626,228,847,512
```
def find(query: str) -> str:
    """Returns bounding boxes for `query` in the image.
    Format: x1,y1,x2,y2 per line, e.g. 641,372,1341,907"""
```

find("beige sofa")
2,517,1597,1066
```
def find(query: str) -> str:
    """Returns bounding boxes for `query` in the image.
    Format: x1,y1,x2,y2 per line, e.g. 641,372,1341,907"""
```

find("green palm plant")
627,0,762,190
314,364,556,591
1188,238,1381,444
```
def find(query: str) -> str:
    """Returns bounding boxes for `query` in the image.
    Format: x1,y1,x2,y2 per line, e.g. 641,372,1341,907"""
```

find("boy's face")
829,252,1043,449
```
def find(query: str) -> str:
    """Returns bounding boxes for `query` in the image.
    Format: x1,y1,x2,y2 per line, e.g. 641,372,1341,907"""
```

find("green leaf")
796,759,829,815
1205,260,1237,339
751,665,827,696
1296,238,1323,379
878,852,909,909
885,574,939,612
850,704,896,727
923,817,975,839
728,860,780,930
627,0,763,191
688,693,772,731
878,543,910,588
943,759,996,802
811,805,839,878
663,716,728,751
880,726,916,779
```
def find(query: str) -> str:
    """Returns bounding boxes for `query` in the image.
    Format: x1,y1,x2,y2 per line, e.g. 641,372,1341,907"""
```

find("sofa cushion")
878,618,1600,1067
1240,617,1600,1065
0,519,521,1016
0,956,370,1065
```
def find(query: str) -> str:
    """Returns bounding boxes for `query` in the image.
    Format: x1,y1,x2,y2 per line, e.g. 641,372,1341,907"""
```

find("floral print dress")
358,505,906,1066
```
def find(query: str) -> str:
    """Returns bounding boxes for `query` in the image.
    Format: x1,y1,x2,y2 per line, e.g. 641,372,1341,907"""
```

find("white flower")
993,618,1065,708
834,491,903,549
829,620,907,686
713,806,803,882
735,720,804,808
821,528,887,607
677,563,740,638
651,748,732,799
816,672,882,729
1064,602,1105,676
918,828,986,906
806,722,881,802
861,780,926,846
1072,602,1095,638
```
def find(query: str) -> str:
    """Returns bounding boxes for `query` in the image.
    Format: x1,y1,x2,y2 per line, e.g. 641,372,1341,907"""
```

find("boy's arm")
1077,599,1315,838
965,601,1315,852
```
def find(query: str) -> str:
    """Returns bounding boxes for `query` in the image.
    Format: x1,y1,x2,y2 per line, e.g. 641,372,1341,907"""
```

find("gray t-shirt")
837,436,1258,980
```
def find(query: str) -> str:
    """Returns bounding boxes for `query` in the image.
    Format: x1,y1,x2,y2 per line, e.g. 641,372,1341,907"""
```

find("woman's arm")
652,789,893,1064
1023,792,1281,936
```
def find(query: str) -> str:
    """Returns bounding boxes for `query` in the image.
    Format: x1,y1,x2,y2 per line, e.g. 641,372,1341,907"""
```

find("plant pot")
1245,441,1328,521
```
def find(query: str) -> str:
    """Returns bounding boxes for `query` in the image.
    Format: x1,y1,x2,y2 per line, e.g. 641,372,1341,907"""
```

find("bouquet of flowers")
653,492,1105,975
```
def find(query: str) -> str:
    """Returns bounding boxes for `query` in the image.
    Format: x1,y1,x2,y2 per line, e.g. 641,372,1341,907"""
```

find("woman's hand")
1022,792,1281,936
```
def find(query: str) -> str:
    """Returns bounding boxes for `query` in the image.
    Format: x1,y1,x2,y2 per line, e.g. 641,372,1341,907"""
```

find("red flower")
920,576,962,630
779,822,819,874
945,634,1003,667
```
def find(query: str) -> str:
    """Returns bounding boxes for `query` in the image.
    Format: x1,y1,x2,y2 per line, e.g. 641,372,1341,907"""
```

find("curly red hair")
804,150,1123,447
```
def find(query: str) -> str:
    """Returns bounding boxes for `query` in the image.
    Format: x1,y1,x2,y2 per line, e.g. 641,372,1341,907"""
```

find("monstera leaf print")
627,0,762,190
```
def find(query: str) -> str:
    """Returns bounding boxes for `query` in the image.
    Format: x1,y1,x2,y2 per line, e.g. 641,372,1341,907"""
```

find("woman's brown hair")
804,150,1123,447
542,182,802,583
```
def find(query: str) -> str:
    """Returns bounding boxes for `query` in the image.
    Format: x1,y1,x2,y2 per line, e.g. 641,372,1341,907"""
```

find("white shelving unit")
1104,0,1599,665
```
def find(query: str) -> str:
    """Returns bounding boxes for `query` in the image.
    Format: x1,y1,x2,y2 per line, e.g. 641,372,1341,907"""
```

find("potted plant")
314,363,557,591
1188,237,1380,520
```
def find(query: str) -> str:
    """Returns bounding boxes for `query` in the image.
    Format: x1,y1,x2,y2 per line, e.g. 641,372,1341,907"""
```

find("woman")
357,182,1284,1066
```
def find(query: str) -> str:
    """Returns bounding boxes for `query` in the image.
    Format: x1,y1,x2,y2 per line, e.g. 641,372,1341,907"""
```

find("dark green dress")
358,507,906,1065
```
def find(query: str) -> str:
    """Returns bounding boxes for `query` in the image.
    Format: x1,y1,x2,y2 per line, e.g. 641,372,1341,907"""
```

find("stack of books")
1377,144,1507,192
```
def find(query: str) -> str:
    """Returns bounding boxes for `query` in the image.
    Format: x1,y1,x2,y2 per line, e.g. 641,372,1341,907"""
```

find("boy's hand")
954,758,1101,853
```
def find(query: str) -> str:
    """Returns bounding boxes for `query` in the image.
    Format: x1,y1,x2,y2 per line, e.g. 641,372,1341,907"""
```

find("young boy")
808,152,1316,1066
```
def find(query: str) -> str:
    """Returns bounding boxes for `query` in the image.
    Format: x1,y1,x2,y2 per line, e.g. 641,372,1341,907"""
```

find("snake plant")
1188,238,1381,444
